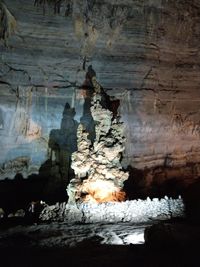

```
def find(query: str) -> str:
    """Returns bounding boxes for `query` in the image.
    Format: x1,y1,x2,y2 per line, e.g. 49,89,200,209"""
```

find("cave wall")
0,0,200,182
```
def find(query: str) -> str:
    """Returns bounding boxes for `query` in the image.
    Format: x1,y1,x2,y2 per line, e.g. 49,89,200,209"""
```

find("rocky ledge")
39,196,184,223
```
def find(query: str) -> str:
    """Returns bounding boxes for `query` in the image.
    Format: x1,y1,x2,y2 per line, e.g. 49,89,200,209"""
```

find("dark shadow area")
40,102,78,203
0,236,199,267
125,164,200,198
124,166,147,200
0,173,46,218
183,179,200,223
81,65,112,110
79,65,96,142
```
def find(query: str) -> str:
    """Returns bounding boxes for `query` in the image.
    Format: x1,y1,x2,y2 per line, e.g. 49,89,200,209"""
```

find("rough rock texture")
0,221,148,248
39,196,185,223
67,76,128,203
0,0,200,192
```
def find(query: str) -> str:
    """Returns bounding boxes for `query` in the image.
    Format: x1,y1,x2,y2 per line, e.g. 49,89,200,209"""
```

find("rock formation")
0,0,200,197
39,196,185,223
67,76,128,203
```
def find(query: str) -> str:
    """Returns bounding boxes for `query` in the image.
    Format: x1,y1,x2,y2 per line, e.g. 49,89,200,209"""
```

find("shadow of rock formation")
79,65,96,143
0,103,79,214
40,102,78,203
0,66,123,212
78,65,120,143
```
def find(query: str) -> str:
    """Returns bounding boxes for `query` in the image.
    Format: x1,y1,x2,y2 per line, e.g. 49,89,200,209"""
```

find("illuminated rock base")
40,196,184,223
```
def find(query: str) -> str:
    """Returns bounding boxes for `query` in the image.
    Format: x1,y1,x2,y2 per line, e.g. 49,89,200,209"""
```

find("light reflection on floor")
0,222,148,248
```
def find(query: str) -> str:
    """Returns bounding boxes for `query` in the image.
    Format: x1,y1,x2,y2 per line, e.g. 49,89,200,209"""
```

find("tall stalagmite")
67,75,128,203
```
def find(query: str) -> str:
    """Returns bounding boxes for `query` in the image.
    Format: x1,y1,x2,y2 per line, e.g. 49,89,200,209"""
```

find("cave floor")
0,219,199,267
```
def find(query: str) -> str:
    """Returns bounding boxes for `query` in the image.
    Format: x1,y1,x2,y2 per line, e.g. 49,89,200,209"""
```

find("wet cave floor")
0,218,200,267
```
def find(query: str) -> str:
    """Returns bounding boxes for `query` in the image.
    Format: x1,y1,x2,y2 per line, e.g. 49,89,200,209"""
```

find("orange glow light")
81,180,126,203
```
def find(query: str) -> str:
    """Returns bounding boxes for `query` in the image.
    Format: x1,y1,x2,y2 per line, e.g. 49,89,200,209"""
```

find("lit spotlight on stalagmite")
39,68,185,248
82,180,126,203
67,71,128,204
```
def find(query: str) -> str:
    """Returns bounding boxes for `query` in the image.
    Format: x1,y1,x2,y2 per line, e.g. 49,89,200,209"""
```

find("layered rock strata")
0,0,200,193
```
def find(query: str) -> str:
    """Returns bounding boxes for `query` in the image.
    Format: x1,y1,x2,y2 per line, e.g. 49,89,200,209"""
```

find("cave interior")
0,0,200,266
